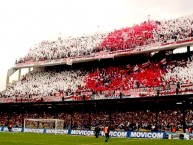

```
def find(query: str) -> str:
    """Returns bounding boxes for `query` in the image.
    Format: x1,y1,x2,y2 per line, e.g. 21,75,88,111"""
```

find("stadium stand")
1,14,193,135
3,51,193,102
15,14,193,64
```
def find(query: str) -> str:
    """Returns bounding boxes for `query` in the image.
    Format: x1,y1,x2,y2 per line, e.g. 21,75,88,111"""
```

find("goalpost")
24,119,64,134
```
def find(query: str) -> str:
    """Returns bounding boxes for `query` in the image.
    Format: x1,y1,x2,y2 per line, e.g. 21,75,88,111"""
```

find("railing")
1,84,193,103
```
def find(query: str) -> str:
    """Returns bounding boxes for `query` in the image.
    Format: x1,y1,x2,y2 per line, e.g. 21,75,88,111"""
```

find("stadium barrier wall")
128,131,166,139
70,130,128,138
0,126,171,139
2,126,193,140
3,127,193,140
168,132,191,140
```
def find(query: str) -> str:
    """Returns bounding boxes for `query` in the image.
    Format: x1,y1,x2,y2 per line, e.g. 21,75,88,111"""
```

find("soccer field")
0,132,192,145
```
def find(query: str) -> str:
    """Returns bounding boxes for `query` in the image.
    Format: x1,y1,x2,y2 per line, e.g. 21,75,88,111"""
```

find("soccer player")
104,125,109,142
94,125,100,138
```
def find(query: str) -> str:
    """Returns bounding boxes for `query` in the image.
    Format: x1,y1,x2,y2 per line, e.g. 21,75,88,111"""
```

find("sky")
0,0,193,91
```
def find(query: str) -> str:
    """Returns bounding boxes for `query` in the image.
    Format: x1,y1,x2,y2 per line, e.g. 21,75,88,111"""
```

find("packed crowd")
85,61,163,92
16,33,107,63
3,52,193,102
5,70,85,98
0,109,193,133
163,59,193,85
16,14,193,64
110,110,184,132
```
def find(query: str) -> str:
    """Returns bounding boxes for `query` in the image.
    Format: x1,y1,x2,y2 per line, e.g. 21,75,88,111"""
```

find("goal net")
24,119,64,134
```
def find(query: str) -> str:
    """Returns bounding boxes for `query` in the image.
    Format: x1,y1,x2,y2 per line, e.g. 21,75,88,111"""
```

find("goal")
24,119,64,134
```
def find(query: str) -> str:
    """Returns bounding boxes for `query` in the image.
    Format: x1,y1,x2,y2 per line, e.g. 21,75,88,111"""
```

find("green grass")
0,132,192,145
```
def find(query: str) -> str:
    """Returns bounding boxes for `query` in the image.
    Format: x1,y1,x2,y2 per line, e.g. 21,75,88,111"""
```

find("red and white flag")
142,61,150,68
160,58,167,65
133,65,139,71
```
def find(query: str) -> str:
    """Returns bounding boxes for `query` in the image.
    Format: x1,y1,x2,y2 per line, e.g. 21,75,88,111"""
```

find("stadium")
1,1,193,145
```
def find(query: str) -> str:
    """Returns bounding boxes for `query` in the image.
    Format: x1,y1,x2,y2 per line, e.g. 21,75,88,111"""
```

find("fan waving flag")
160,58,167,65
133,65,139,71
142,61,150,68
